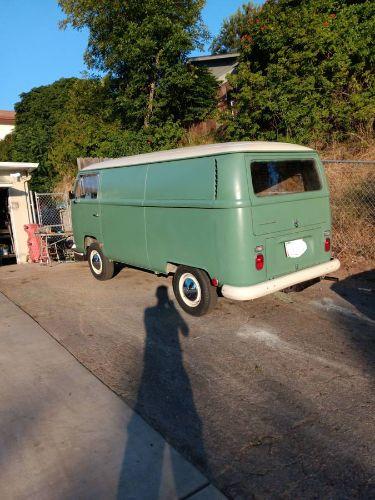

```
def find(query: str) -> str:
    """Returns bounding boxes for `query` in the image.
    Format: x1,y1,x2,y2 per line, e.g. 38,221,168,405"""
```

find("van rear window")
250,160,321,197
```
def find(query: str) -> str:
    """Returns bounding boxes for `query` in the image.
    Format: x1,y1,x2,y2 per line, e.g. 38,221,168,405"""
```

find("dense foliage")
58,0,218,129
48,78,185,178
10,78,78,190
218,0,375,145
0,134,13,163
2,77,191,190
211,3,260,54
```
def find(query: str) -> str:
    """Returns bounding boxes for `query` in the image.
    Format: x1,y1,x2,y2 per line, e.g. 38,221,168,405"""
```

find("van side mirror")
68,191,75,200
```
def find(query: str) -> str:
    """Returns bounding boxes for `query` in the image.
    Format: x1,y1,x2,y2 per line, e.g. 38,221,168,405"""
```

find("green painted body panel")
243,153,331,281
100,166,148,267
72,149,333,288
266,226,330,279
72,197,102,250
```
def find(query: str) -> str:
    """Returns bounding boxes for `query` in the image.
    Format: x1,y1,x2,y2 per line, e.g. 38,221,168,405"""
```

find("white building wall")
8,182,33,263
0,124,15,140
0,170,35,264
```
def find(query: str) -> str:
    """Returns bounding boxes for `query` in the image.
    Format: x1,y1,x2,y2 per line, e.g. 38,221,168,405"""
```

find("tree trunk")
144,51,161,128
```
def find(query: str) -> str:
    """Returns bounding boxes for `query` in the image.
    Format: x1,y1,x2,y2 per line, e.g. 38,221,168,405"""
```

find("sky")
0,0,250,110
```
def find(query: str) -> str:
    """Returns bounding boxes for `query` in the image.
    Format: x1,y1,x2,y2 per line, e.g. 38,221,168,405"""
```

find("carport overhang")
0,162,38,186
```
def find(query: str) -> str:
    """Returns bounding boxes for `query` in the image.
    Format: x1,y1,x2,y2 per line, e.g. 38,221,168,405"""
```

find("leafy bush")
11,78,78,191
0,133,13,162
217,0,375,145
6,77,187,188
59,0,218,129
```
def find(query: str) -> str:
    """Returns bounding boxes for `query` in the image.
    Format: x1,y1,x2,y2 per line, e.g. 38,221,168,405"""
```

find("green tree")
11,78,78,190
218,0,375,145
48,78,184,180
211,2,260,54
59,0,218,129
0,133,13,162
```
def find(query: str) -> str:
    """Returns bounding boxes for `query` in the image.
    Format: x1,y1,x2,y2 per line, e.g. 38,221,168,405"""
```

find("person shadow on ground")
117,286,209,499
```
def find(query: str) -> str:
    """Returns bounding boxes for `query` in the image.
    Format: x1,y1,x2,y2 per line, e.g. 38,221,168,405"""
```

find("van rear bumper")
221,259,340,301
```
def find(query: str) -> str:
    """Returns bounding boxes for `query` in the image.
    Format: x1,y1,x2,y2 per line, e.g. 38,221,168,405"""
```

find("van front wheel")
87,242,115,281
173,266,217,316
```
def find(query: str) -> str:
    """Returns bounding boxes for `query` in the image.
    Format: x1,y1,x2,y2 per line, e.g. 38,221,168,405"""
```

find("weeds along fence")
323,160,375,263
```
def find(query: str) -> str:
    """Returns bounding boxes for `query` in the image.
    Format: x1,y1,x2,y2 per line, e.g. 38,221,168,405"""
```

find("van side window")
250,160,321,197
75,174,99,200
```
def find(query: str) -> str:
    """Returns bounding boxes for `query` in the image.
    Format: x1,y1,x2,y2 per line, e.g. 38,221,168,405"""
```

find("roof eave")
0,162,39,172
188,52,240,63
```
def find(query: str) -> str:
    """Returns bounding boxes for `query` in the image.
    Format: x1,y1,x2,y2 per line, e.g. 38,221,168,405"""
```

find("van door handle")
93,213,100,217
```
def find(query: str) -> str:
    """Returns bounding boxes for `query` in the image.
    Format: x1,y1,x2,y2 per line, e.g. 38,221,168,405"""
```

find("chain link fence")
34,192,72,231
323,160,375,263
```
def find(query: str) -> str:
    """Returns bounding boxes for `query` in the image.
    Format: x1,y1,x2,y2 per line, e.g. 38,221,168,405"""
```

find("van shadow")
330,269,375,378
331,269,375,321
117,286,209,499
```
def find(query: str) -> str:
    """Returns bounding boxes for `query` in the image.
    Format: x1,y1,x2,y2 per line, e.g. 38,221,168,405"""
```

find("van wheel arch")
166,262,212,279
166,262,178,275
84,236,98,259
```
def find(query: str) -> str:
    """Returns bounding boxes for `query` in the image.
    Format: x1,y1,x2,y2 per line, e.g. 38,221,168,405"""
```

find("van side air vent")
214,159,218,200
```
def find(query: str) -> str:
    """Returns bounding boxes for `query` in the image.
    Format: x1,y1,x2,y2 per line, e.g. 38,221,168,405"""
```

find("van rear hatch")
249,157,331,279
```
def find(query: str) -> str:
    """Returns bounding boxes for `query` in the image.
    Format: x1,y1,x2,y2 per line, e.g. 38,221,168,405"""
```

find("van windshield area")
251,159,321,197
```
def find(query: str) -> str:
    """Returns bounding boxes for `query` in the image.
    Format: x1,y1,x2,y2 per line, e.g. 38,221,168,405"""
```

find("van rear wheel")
87,242,115,281
173,266,217,316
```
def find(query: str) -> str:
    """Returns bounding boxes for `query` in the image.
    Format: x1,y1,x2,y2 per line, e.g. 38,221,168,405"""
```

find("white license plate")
285,239,307,258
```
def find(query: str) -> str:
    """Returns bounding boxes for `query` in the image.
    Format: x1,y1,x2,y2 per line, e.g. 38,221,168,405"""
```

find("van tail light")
324,237,331,252
255,254,264,271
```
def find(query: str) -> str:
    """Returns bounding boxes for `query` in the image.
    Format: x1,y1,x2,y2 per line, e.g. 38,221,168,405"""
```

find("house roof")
188,53,240,63
82,142,314,171
0,110,16,125
188,52,240,82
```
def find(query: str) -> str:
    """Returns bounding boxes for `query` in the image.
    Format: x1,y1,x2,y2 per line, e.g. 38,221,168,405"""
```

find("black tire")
172,266,217,317
87,242,115,281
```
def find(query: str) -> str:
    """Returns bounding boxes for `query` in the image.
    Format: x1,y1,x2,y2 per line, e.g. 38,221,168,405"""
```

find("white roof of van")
82,141,314,171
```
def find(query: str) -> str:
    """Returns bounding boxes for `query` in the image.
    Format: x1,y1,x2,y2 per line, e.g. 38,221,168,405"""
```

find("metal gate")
33,192,72,231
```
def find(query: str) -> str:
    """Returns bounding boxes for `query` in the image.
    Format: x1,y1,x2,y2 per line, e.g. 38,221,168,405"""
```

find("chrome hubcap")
183,278,198,302
90,250,102,274
179,273,201,307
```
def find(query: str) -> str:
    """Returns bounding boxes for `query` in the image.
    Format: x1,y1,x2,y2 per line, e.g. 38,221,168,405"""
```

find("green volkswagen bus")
71,142,340,316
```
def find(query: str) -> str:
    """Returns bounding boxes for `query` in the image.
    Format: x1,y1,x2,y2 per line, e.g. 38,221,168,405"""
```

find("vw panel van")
71,142,340,316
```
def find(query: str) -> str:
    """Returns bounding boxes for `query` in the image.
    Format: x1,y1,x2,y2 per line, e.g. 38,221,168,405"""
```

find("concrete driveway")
0,292,221,500
0,262,374,498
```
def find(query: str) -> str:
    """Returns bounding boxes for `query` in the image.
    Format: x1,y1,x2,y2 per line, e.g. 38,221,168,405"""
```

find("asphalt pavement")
0,262,373,498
